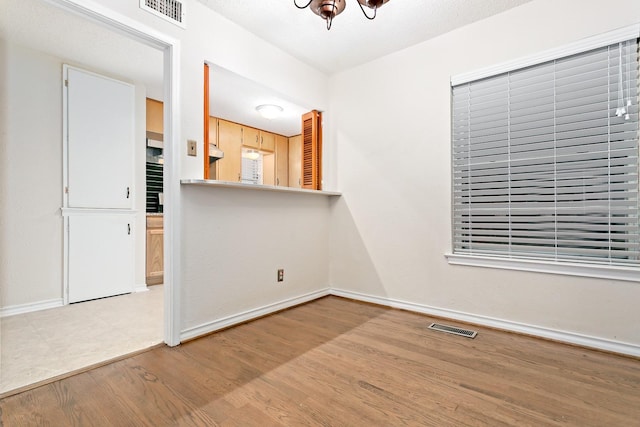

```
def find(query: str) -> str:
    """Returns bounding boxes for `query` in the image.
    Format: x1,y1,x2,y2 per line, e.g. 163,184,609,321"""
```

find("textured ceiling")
196,0,533,75
0,0,165,99
2,0,533,137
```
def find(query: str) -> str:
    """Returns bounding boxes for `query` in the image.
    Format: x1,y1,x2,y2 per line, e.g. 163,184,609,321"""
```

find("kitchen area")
145,98,164,286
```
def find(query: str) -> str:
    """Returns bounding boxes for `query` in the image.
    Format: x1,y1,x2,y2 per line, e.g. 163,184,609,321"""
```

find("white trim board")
445,253,640,283
330,288,640,358
1,299,64,318
451,23,640,86
180,289,331,342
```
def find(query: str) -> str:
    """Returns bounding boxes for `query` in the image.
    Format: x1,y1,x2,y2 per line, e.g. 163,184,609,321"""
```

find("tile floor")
0,285,164,394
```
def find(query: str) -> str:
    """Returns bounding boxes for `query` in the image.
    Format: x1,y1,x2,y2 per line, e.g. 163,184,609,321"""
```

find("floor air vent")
428,323,477,339
140,0,185,28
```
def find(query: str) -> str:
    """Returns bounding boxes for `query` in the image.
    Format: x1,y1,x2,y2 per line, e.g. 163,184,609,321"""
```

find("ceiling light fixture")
242,149,260,160
294,0,390,30
256,104,284,119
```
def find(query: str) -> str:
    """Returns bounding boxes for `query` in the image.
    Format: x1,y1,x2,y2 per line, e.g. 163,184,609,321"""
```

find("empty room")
1,0,639,425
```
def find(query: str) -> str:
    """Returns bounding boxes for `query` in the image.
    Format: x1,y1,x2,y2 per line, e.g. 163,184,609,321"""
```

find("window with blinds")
451,37,639,267
241,151,263,185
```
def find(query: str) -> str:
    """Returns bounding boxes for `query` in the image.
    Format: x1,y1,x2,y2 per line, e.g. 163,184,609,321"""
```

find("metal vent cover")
428,323,477,339
140,0,186,28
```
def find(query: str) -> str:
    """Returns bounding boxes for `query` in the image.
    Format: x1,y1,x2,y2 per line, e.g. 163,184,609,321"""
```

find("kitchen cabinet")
275,135,288,186
209,116,218,149
146,98,163,134
263,153,275,185
146,215,163,285
67,68,134,210
242,126,260,149
260,131,276,152
288,135,302,188
241,126,275,152
207,117,219,179
68,214,135,303
218,119,243,182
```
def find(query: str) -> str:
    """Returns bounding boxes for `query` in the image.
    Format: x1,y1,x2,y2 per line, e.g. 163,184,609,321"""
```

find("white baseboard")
0,298,64,318
330,288,640,358
134,284,149,293
180,288,331,342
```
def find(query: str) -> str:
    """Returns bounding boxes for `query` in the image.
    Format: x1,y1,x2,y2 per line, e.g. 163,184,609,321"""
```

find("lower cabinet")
68,214,135,303
146,215,164,285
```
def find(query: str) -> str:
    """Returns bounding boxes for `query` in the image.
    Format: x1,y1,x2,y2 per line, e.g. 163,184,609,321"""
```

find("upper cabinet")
260,131,276,152
146,98,163,135
67,66,134,209
241,127,275,152
242,126,260,149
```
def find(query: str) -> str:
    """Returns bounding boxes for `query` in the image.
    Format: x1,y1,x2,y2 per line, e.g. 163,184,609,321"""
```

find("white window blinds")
241,153,263,185
451,38,639,266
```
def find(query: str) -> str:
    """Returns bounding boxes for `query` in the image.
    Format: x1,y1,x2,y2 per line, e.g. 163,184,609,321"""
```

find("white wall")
0,42,148,309
44,0,334,338
180,187,331,333
329,0,640,349
92,0,331,180
1,44,63,308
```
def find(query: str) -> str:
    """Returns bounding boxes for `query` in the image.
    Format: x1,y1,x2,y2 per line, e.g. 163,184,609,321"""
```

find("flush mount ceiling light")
242,149,260,160
256,104,284,120
294,0,390,30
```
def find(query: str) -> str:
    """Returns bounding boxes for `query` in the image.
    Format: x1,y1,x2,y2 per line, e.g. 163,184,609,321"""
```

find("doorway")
0,0,179,395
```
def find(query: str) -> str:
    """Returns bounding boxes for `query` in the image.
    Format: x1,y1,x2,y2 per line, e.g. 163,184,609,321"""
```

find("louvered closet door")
301,110,322,190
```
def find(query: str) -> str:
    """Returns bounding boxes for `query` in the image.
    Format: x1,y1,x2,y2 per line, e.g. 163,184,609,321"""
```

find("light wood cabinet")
275,135,288,186
218,119,243,182
209,116,218,149
260,131,276,152
288,135,302,188
146,98,163,134
241,127,275,152
146,215,163,285
211,117,291,186
263,153,275,185
207,117,219,179
242,126,260,149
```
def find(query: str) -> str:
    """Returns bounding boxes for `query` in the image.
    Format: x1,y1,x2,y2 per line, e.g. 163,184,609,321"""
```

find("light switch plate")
187,140,197,156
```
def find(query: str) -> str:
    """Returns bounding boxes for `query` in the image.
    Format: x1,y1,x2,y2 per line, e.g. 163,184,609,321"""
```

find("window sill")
445,253,639,282
180,179,341,197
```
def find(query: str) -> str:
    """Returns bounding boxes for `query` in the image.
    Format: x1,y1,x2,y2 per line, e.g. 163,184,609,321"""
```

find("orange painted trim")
203,63,210,179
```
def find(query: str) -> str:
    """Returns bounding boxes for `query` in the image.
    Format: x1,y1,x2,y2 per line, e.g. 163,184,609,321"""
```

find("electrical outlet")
277,269,284,282
187,139,197,156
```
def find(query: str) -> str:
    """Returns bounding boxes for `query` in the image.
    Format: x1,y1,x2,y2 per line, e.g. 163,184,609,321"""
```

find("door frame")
46,0,182,346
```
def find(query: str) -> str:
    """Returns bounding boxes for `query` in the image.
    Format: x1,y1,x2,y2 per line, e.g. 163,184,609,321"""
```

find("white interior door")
66,66,134,209
68,215,135,303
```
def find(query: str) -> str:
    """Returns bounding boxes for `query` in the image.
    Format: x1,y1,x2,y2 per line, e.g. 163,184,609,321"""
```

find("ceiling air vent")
140,0,186,29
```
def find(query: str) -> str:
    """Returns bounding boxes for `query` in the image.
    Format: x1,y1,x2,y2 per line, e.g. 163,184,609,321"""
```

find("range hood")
209,144,224,162
146,131,163,149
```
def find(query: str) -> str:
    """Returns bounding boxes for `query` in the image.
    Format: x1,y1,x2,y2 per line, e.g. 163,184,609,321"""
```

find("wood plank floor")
1,296,639,426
